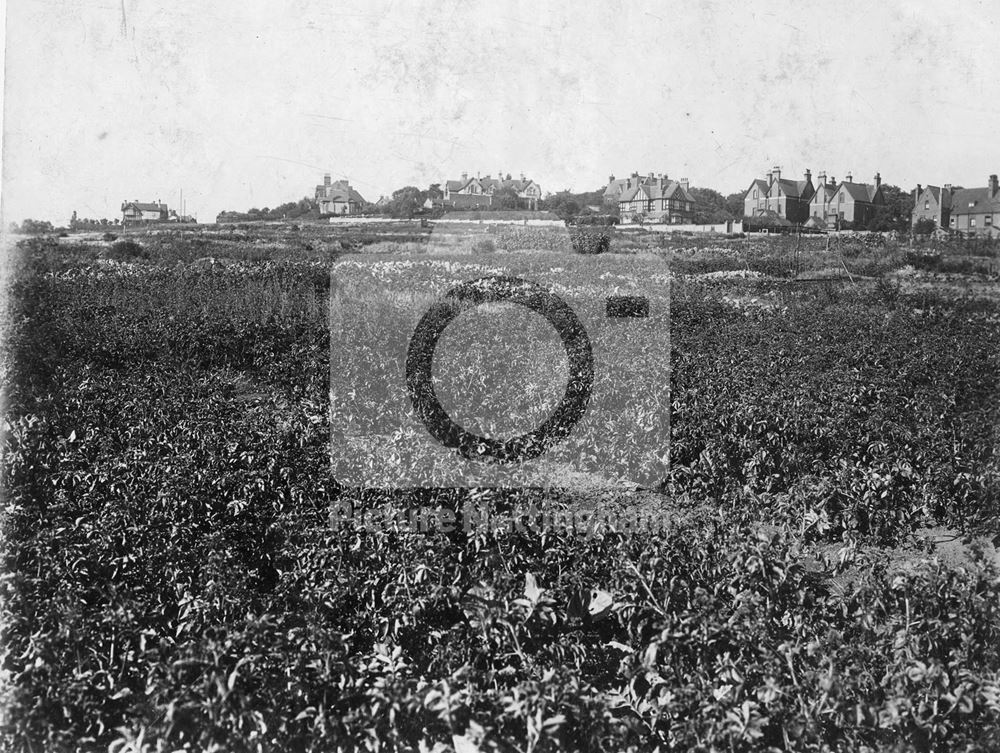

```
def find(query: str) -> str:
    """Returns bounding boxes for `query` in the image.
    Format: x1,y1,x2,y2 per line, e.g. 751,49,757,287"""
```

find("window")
924,201,929,210
971,218,977,227
753,189,758,198
838,193,844,203
986,215,993,226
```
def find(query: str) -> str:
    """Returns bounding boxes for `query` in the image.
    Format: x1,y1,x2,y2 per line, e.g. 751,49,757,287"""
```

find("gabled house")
824,173,885,228
604,172,675,204
742,167,815,224
808,172,839,226
315,174,367,215
442,172,541,210
121,200,170,225
613,172,694,224
911,184,954,230
949,175,1000,237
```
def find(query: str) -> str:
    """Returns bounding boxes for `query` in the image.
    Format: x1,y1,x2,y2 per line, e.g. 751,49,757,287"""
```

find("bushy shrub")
105,240,148,260
471,237,496,254
571,228,612,254
14,218,55,235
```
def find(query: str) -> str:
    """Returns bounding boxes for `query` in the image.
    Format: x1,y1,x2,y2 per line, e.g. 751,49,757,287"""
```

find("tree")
865,184,913,232
913,217,936,235
427,183,443,201
724,191,746,219
492,186,521,210
541,192,581,221
387,186,425,219
17,219,55,234
688,187,733,224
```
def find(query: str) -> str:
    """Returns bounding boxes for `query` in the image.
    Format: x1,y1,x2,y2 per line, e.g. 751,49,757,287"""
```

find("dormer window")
969,201,976,208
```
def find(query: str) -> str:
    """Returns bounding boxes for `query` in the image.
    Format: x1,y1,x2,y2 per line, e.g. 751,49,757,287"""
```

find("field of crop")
2,224,1000,752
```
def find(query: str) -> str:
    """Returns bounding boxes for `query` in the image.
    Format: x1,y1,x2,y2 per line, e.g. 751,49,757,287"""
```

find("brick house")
315,174,367,215
948,175,1000,237
743,167,815,224
612,172,694,224
807,172,839,228
443,172,540,210
804,172,884,228
911,184,954,230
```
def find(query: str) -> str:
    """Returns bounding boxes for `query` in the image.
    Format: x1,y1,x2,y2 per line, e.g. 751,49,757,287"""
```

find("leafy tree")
913,217,937,235
724,191,746,219
491,186,521,210
387,186,425,219
544,193,581,221
865,184,913,232
16,218,55,234
688,187,733,224
427,184,443,201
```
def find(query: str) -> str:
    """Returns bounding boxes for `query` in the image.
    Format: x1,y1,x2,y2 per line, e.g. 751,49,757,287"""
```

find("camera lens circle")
405,276,594,463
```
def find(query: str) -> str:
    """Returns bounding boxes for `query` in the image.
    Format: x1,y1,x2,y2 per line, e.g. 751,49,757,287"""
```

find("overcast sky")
2,0,998,224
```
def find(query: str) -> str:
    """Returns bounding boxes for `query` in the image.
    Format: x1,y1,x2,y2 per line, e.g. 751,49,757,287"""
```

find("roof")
124,202,166,212
446,179,471,191
838,181,880,203
605,174,661,197
814,184,837,201
746,179,769,197
320,187,366,204
619,178,692,203
950,186,1000,215
772,178,813,200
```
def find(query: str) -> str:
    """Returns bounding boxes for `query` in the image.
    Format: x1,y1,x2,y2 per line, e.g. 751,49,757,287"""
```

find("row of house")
911,175,999,237
743,167,886,230
310,171,543,215
603,172,696,224
441,172,541,210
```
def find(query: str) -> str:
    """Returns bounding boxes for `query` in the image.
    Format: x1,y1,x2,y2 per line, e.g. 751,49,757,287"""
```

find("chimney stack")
818,171,826,186
680,178,689,190
461,172,467,182
324,173,331,186
805,169,812,183
765,171,772,184
830,176,836,186
989,174,998,198
916,183,922,198
875,172,881,189
772,166,781,181
608,174,615,184
626,178,631,189
845,172,853,182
